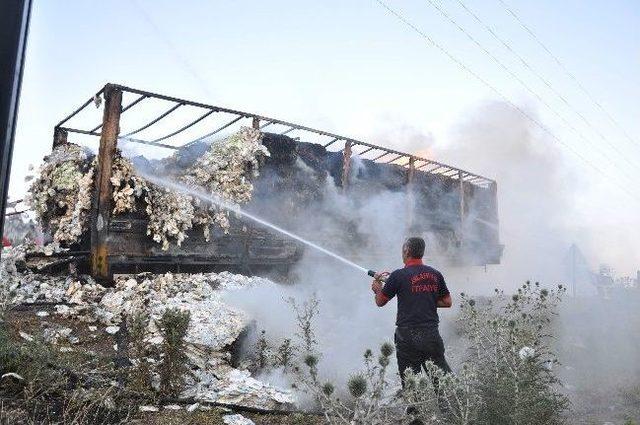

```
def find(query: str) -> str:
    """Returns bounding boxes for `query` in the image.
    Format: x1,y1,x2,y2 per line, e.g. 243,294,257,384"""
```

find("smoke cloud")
223,100,639,414
128,100,638,415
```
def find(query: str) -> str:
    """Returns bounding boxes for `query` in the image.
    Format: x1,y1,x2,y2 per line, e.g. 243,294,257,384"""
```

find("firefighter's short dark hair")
404,237,425,258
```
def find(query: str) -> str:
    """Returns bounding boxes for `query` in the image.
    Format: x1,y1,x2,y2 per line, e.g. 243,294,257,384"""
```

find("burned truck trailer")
46,84,501,280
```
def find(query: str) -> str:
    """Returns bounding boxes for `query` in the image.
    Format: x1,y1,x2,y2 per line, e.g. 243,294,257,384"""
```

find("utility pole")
0,0,33,255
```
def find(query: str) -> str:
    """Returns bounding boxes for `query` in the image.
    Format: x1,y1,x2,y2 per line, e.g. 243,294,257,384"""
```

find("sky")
10,0,640,275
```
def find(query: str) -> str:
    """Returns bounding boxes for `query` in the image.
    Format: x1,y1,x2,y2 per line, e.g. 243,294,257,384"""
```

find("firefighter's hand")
371,280,383,294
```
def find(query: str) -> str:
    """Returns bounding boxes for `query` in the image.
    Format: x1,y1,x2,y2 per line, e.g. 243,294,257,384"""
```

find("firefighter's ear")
402,243,410,261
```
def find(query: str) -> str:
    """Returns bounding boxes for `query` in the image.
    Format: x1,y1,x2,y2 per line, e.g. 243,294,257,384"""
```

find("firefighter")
371,237,452,386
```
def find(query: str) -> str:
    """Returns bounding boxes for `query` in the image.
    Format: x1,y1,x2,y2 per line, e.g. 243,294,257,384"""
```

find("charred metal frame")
53,83,499,279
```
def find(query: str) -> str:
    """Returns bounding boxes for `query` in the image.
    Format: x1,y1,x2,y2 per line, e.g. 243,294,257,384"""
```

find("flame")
412,147,435,160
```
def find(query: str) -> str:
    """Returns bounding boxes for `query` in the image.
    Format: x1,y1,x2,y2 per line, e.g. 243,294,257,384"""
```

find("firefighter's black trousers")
394,325,451,387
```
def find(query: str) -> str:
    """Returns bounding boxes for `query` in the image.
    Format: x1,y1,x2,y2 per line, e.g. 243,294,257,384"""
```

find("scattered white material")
186,402,200,412
36,311,49,317
1,372,24,381
519,346,536,360
148,335,163,345
189,364,295,410
222,414,255,425
0,259,291,412
139,405,159,413
55,304,71,315
19,331,33,342
163,404,181,410
43,326,73,344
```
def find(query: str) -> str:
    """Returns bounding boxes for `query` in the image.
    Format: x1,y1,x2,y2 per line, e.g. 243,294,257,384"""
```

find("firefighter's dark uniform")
381,259,451,385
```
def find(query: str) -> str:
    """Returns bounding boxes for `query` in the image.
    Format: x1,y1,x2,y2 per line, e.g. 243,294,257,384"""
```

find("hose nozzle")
368,269,388,283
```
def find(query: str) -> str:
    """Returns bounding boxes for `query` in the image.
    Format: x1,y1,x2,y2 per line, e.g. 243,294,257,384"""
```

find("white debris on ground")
43,325,73,344
0,251,294,411
163,404,182,410
18,331,33,342
1,373,25,382
518,346,536,360
222,413,256,425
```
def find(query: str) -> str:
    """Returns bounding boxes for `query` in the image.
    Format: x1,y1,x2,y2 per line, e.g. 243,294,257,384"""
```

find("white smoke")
226,100,640,411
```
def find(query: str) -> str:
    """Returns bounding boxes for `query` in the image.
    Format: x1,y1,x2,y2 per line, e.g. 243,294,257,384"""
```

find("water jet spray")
139,172,384,279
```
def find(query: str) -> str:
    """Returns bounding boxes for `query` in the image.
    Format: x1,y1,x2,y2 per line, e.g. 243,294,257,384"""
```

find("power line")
373,0,640,203
422,0,640,180
496,0,640,150
129,0,216,100
454,0,640,162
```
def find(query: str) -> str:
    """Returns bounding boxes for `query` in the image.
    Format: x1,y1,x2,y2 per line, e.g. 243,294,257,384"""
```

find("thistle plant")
157,308,191,397
274,338,294,371
403,362,483,425
255,329,270,371
292,282,569,425
298,343,397,424
287,294,320,355
126,311,153,395
458,282,568,425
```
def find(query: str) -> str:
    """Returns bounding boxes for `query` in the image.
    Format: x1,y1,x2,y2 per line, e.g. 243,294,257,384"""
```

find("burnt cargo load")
41,84,501,279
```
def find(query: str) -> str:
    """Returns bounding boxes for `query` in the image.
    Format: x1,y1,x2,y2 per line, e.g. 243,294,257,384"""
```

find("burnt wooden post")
52,127,67,148
341,140,352,190
252,117,260,129
406,157,416,230
91,84,122,281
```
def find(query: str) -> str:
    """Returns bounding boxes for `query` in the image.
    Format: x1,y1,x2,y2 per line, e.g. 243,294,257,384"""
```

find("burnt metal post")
341,141,352,190
52,127,68,148
488,180,500,260
406,157,416,230
489,181,499,227
458,170,466,255
91,85,122,280
0,0,32,251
